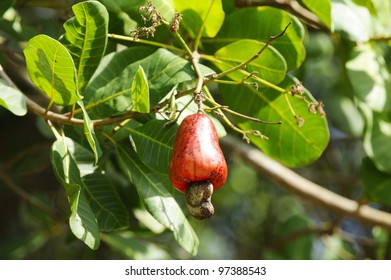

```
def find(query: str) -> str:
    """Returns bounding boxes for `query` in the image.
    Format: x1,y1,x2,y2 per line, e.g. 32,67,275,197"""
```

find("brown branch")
24,94,166,128
0,50,154,128
220,135,391,231
235,0,329,32
211,22,291,81
24,95,84,126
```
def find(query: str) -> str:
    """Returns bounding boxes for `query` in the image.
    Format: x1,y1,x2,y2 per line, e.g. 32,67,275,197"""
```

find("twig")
107,33,185,53
223,106,282,125
203,86,268,141
235,0,329,32
25,95,84,126
203,94,281,124
25,94,155,128
193,0,215,51
3,21,290,131
211,22,292,81
0,170,58,220
220,135,391,231
191,51,206,112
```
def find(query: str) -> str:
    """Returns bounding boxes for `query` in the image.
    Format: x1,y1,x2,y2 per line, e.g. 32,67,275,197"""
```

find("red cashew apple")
168,113,228,219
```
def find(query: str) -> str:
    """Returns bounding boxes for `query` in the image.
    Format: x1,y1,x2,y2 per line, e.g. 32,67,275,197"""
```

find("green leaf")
147,0,175,20
361,157,391,205
101,231,171,259
370,0,391,38
323,93,364,137
62,1,109,92
329,1,391,41
173,0,225,38
51,137,129,248
214,7,306,70
84,47,214,117
51,138,100,250
110,0,175,23
24,34,80,106
67,140,129,231
77,100,102,164
220,76,329,167
0,81,27,116
301,0,332,29
352,0,376,14
363,111,391,173
346,44,391,112
131,65,150,113
97,0,138,34
83,46,155,114
123,120,178,174
117,144,199,256
331,0,371,42
213,39,287,86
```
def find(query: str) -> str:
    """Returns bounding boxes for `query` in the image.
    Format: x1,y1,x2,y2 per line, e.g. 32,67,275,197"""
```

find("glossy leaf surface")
215,7,306,70
24,35,80,106
117,144,199,256
220,77,329,167
62,1,109,91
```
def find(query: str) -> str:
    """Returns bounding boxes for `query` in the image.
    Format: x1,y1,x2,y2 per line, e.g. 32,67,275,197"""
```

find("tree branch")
210,22,291,82
24,94,165,128
220,135,391,231
0,170,58,221
235,0,329,32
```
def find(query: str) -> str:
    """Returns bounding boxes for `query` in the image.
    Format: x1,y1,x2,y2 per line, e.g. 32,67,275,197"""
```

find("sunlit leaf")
111,0,175,23
84,47,214,117
0,81,27,116
131,65,150,113
220,76,329,167
301,0,332,29
213,39,287,86
352,0,376,14
62,1,109,91
363,111,391,173
346,44,391,112
77,100,102,164
24,34,80,106
117,144,199,256
173,0,225,38
214,7,305,70
67,140,129,231
51,138,100,250
51,137,129,248
331,0,371,42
